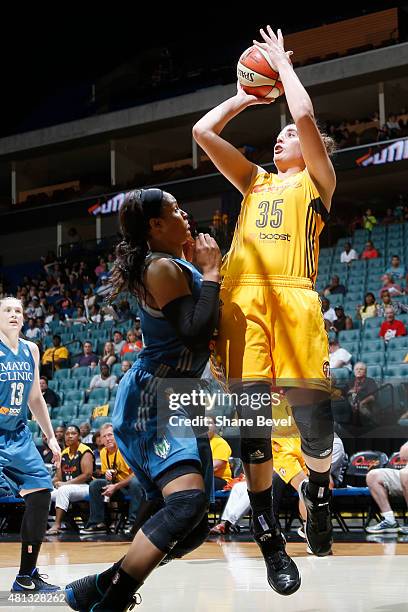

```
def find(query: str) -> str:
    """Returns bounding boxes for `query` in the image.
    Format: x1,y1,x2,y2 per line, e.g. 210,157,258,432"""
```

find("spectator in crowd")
39,376,60,409
345,316,354,330
79,422,93,445
36,317,48,339
340,242,358,265
94,258,107,277
357,292,377,324
54,426,66,451
362,209,377,232
69,305,88,326
46,425,94,535
385,256,406,282
345,362,378,428
100,341,117,368
321,297,337,329
25,318,41,340
113,330,126,355
208,417,232,490
366,441,408,534
91,430,104,477
377,289,408,317
381,208,395,226
329,339,352,370
120,329,142,356
39,432,54,464
385,114,401,138
73,341,99,368
41,335,69,378
323,275,346,297
379,306,407,342
331,305,348,333
88,304,102,324
80,424,144,534
361,240,379,260
44,304,59,325
379,274,403,299
118,360,132,382
116,300,133,323
88,364,117,392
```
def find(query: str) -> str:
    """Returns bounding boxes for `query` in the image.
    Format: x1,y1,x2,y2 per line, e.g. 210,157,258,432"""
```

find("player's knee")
142,489,207,553
292,399,334,460
241,437,272,464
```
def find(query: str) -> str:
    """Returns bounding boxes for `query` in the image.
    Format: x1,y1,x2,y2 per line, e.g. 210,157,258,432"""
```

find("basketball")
237,45,284,100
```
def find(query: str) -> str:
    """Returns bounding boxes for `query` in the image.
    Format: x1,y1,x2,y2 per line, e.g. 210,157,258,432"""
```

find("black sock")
97,567,141,609
307,468,330,500
19,542,41,575
97,556,125,591
247,486,276,536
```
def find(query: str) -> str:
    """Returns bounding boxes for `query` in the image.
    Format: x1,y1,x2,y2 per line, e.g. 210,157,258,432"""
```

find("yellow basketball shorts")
216,274,330,392
272,437,307,484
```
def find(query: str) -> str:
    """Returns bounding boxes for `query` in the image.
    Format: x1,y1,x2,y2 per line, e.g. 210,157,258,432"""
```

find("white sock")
382,510,395,524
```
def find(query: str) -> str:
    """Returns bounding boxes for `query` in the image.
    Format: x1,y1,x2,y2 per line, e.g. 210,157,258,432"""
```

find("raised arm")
254,27,336,210
192,86,271,195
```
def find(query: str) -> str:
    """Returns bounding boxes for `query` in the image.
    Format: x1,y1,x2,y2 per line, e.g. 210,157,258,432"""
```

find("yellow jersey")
221,169,328,284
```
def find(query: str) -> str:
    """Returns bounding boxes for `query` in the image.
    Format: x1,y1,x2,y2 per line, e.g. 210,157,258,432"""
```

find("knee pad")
160,515,210,563
292,399,334,459
141,489,207,553
235,383,273,464
21,489,51,543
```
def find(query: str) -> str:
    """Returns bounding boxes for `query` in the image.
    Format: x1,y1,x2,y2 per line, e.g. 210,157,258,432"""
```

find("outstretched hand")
253,26,293,70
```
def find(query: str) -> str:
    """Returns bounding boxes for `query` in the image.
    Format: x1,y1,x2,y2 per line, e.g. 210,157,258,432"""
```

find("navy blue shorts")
0,425,53,496
112,365,213,501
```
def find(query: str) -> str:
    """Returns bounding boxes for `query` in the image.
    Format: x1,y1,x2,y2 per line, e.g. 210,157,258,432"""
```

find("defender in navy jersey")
0,296,61,592
65,188,221,611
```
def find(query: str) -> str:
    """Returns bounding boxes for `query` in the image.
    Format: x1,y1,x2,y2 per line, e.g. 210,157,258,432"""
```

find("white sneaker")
365,519,399,534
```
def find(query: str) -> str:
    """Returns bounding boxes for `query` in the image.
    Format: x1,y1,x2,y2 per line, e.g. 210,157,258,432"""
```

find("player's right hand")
48,436,62,468
194,233,222,277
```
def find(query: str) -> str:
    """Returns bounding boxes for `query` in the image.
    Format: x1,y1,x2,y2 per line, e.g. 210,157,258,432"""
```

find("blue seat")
384,364,408,378
330,367,351,383
362,328,381,341
366,365,383,380
363,317,381,330
388,336,408,349
359,352,385,366
92,416,112,429
27,420,39,435
88,388,110,404
341,341,360,357
386,349,408,365
338,329,360,343
121,352,139,363
58,378,79,391
54,369,71,380
360,339,385,353
64,390,85,404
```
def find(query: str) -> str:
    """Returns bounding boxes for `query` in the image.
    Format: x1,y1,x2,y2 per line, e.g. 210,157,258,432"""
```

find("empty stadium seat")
54,369,71,380
366,365,383,380
88,388,110,404
338,329,360,343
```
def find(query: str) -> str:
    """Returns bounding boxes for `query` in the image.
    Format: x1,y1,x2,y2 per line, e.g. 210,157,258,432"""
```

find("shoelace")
33,571,50,583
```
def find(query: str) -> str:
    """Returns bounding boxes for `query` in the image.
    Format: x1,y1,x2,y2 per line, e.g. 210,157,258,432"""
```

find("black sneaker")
65,574,102,611
79,523,108,535
12,568,60,592
299,480,333,557
255,526,301,596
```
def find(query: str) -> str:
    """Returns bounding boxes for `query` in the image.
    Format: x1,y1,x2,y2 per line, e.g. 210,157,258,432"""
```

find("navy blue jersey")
137,252,211,378
0,338,35,431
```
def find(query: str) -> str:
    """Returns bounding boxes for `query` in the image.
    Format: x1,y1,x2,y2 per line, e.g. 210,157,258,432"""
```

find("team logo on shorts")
154,436,171,459
279,467,286,477
323,361,331,379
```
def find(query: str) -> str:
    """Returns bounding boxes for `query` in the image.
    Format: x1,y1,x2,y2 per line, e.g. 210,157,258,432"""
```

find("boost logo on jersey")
258,232,291,241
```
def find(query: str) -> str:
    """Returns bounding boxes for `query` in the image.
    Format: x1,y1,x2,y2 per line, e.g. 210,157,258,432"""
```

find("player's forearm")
29,397,54,439
193,95,248,139
275,61,314,122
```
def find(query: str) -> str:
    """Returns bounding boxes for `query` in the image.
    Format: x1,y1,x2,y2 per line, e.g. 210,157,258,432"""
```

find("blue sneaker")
12,568,60,592
65,574,102,611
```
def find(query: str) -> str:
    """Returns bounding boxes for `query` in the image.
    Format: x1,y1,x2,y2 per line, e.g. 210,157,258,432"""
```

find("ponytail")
108,188,163,302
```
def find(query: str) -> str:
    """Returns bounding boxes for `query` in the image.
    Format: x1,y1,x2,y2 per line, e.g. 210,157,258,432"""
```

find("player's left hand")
48,436,62,468
253,27,293,70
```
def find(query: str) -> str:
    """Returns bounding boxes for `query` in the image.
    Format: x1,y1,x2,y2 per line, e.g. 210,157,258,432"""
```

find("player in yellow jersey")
193,26,336,592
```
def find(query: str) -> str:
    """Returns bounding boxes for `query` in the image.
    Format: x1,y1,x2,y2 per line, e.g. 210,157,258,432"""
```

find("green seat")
362,328,381,341
58,405,79,421
27,420,39,435
363,317,381,330
121,352,139,363
48,380,59,392
366,365,383,380
341,341,359,357
389,336,408,350
51,418,65,429
386,349,408,365
64,390,85,404
330,367,351,383
338,329,360,343
360,352,385,366
385,364,408,378
92,416,111,429
360,339,385,353
72,366,91,379
111,363,122,378
88,388,110,404
59,378,79,391
70,418,88,428
77,404,94,419
54,368,71,380
110,386,118,399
